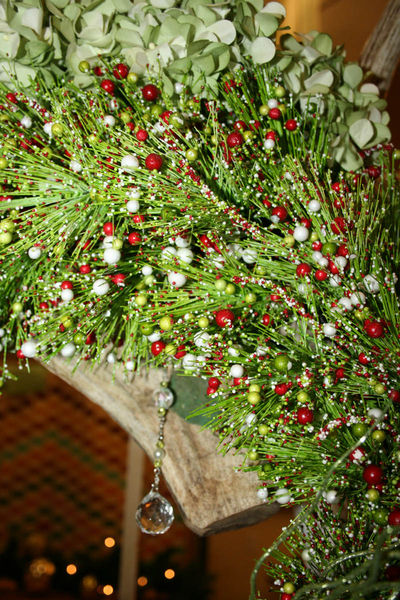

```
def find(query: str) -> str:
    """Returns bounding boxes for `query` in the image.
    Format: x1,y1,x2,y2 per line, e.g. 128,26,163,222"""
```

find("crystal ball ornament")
153,386,174,409
135,490,174,535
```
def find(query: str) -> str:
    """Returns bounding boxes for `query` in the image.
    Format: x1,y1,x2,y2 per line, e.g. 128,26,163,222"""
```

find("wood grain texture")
44,357,278,536
360,0,400,90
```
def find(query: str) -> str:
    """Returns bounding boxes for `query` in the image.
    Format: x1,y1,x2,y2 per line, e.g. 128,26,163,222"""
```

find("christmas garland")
0,1,399,598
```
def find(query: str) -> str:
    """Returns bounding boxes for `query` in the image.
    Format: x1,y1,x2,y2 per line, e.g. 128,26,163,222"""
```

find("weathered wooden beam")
44,357,278,536
360,0,400,91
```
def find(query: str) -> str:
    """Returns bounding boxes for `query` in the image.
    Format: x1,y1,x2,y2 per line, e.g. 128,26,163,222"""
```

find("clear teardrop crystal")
136,490,174,535
153,386,174,409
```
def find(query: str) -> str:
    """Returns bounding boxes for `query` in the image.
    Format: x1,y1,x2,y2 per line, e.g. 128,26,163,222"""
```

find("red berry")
312,240,322,251
227,132,244,148
126,121,135,131
113,63,129,79
270,294,281,302
358,352,369,365
331,216,347,234
6,92,17,104
349,447,366,462
103,222,114,236
275,383,288,396
365,320,384,338
388,510,400,526
85,333,96,345
142,84,160,102
389,389,400,402
100,79,115,95
315,269,328,281
271,206,287,221
234,120,246,130
151,340,165,356
145,153,163,170
336,244,348,257
296,263,311,277
363,465,383,485
262,314,271,326
111,273,125,286
281,594,293,600
300,217,312,229
215,309,235,328
136,129,148,141
79,264,91,274
335,367,345,380
285,119,297,131
328,260,339,275
16,349,25,359
331,182,341,192
208,377,221,389
128,232,141,245
61,280,73,290
175,346,186,359
367,166,381,179
265,130,276,140
160,110,172,124
39,302,49,311
93,66,103,76
199,234,213,248
268,108,281,120
133,214,145,223
297,407,313,424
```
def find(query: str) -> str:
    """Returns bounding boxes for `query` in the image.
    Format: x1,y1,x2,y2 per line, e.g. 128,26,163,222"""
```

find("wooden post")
119,439,145,600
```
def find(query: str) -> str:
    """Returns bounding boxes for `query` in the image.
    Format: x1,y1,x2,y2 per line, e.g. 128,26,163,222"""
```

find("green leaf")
381,111,390,126
250,37,276,64
340,143,363,171
112,0,134,10
273,54,292,71
338,84,354,102
304,69,334,90
254,13,278,37
343,63,363,88
262,1,286,18
301,84,331,95
193,52,215,75
241,16,256,38
208,20,236,44
365,122,391,148
360,82,380,95
161,72,174,96
345,110,367,126
280,34,302,53
193,5,218,27
348,118,374,148
167,56,192,74
311,33,332,56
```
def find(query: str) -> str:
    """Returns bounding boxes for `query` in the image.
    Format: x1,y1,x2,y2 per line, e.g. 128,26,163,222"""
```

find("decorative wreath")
0,1,399,598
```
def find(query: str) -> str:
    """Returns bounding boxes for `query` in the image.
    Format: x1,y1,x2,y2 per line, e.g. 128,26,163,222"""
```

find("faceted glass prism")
152,386,174,409
135,490,174,535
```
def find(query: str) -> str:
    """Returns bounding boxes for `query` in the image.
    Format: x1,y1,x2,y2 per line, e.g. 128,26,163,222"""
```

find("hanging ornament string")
135,368,175,535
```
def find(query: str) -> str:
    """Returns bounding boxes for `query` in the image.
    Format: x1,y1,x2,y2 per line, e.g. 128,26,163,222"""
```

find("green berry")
249,384,261,393
258,424,268,435
78,60,90,73
297,391,310,402
140,323,153,336
366,488,380,502
283,583,295,595
120,111,131,124
248,392,261,405
215,278,227,291
372,429,386,443
275,85,286,98
198,316,209,329
225,283,235,295
0,231,12,244
186,148,198,161
164,343,177,356
259,105,269,116
245,292,257,304
12,301,23,313
274,355,290,372
374,383,385,395
112,238,123,250
51,123,64,137
373,509,388,525
352,423,367,437
248,450,258,461
135,294,147,306
73,332,85,344
322,242,337,256
0,157,8,169
284,235,295,247
159,316,173,330
127,72,138,84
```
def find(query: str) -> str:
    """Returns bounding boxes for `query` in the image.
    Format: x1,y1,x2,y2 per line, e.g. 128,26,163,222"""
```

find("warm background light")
66,564,77,575
104,537,116,548
103,584,114,596
164,568,175,580
137,576,148,587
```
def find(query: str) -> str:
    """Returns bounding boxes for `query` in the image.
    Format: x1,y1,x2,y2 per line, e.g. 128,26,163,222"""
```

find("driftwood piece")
360,0,400,91
44,358,278,536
